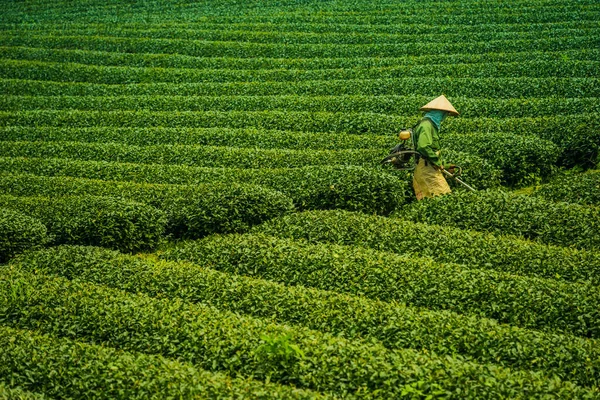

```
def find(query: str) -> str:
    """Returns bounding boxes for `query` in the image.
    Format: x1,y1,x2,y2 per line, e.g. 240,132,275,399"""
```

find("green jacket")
414,118,443,167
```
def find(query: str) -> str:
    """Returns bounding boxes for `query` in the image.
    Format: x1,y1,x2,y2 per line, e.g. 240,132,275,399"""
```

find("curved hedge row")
3,77,598,99
4,19,593,35
3,95,598,118
0,267,592,398
0,126,557,187
396,190,600,251
8,25,598,46
1,58,598,85
0,195,166,252
1,45,596,72
443,132,559,186
0,173,293,239
163,233,600,338
0,326,324,400
0,160,407,214
532,170,600,205
0,33,595,58
0,141,502,191
253,210,600,285
17,244,600,388
0,126,392,150
0,208,48,263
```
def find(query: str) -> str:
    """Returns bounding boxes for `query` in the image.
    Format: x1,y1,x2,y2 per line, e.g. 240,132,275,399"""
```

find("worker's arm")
415,122,442,167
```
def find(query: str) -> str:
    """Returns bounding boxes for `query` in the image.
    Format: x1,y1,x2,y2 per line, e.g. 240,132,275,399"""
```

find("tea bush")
396,190,600,251
0,208,48,263
0,160,407,214
253,210,600,284
0,173,293,239
0,195,166,252
163,233,600,338
15,244,600,388
0,325,324,400
0,267,592,398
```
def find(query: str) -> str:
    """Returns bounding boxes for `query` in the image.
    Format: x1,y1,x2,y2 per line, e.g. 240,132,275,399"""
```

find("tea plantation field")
1,0,600,398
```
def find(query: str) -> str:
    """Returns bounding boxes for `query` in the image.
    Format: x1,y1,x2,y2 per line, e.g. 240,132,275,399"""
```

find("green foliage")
443,132,559,186
0,325,323,400
0,382,48,400
0,195,166,252
0,208,48,263
0,266,592,398
0,161,407,215
163,233,600,338
0,174,294,239
532,170,600,205
0,126,548,188
15,244,600,389
396,189,600,251
253,210,600,285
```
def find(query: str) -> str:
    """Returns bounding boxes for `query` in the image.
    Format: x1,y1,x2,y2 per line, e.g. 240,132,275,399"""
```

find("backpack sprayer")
381,127,476,192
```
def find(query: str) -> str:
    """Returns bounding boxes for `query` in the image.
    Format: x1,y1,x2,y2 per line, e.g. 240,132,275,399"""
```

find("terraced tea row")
253,210,600,285
4,26,598,46
533,170,600,205
3,95,598,118
0,126,558,185
15,244,600,389
4,77,597,99
2,110,595,167
0,163,405,215
0,208,48,262
166,233,600,338
0,173,293,239
3,20,593,35
1,34,595,58
3,46,597,71
0,141,501,190
0,267,593,398
0,195,166,252
397,190,600,251
0,325,324,400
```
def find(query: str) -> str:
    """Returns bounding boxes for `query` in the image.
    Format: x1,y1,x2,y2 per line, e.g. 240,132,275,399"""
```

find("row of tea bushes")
0,159,407,214
163,233,600,338
3,0,597,24
253,210,600,285
17,244,600,388
0,325,324,400
1,45,597,72
0,141,502,191
7,24,597,45
1,33,595,58
396,190,600,251
0,267,592,398
0,126,557,186
0,208,48,263
0,195,166,252
1,110,596,166
3,94,597,117
4,19,593,34
443,132,559,186
0,173,293,239
2,58,599,84
3,77,597,99
532,170,600,205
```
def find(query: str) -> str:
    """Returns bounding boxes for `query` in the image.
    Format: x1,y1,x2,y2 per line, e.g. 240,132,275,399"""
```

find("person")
412,95,459,200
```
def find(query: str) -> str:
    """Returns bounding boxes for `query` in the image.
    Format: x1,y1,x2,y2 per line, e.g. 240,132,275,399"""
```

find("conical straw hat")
420,95,459,116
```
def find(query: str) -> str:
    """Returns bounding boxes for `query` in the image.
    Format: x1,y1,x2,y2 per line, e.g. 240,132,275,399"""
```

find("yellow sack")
412,158,451,201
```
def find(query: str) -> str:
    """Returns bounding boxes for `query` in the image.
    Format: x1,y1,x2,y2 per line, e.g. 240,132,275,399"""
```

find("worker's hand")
446,164,457,174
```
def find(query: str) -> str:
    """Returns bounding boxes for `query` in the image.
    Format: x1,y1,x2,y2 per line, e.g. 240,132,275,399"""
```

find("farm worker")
412,95,459,201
